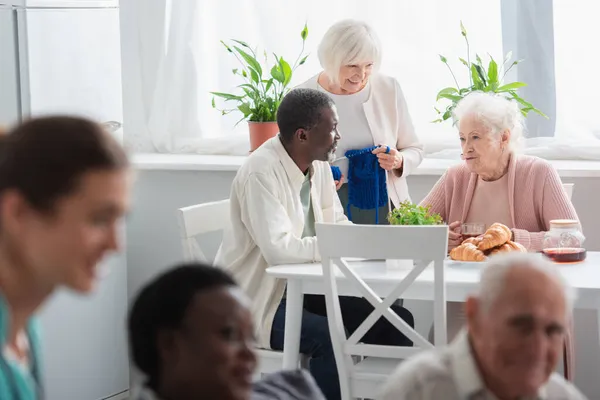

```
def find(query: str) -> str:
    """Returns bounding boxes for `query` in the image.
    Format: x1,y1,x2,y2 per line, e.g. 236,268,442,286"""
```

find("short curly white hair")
453,91,525,152
477,252,577,314
317,19,382,85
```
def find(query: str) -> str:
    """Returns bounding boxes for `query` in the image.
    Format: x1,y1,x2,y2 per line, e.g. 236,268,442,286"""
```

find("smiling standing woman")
298,19,424,224
0,117,131,400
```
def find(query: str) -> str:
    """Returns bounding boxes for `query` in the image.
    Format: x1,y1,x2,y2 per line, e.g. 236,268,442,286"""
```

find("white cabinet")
0,2,129,399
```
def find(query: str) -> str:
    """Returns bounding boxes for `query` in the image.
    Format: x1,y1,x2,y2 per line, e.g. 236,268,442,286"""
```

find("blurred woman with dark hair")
0,116,131,399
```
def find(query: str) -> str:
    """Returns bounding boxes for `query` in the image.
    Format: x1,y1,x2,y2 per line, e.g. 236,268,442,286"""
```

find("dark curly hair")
127,263,237,389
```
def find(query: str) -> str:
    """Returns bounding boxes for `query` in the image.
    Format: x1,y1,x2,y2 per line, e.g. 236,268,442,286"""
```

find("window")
123,0,600,159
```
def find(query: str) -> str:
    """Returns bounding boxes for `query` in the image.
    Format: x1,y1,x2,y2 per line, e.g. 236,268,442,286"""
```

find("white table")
266,252,600,369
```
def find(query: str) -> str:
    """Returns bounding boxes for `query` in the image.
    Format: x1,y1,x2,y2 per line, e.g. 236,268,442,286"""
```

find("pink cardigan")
420,154,579,380
420,154,579,252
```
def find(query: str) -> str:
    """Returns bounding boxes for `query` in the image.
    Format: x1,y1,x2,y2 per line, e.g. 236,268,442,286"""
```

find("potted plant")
388,201,444,226
211,24,309,152
387,201,445,269
433,22,547,124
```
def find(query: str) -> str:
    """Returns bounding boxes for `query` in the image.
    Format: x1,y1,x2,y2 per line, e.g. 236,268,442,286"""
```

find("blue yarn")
345,146,388,224
330,165,342,181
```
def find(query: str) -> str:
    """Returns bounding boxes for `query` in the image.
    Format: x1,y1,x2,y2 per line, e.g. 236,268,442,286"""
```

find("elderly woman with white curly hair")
421,91,579,251
421,91,579,380
298,19,423,224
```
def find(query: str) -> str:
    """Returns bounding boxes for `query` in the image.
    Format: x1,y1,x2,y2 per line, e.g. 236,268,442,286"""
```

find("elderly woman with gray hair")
298,19,423,224
421,91,579,380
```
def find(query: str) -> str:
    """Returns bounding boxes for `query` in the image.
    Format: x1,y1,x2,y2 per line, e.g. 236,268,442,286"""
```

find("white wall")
126,168,600,398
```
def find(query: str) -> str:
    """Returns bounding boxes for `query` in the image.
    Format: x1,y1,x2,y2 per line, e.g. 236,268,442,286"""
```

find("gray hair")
453,91,525,152
317,19,382,85
476,252,577,314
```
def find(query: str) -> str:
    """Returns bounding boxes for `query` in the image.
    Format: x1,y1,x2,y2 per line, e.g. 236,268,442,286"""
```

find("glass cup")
461,222,486,239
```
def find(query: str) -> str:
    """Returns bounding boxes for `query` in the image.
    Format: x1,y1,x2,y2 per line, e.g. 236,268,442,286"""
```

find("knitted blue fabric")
345,146,388,224
330,165,342,182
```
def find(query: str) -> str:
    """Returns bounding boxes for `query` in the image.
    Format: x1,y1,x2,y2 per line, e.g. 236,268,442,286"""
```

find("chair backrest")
315,223,449,399
563,183,574,201
177,199,230,262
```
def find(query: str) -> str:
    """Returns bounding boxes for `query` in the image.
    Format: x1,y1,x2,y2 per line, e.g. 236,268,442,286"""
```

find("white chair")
563,183,574,201
316,223,449,400
177,199,290,376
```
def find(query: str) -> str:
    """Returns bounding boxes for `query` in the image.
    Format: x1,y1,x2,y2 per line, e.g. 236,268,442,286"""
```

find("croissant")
450,243,487,262
477,223,512,251
487,240,527,256
462,236,483,246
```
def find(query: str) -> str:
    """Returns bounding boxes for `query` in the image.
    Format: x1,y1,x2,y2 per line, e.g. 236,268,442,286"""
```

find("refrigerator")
0,1,129,399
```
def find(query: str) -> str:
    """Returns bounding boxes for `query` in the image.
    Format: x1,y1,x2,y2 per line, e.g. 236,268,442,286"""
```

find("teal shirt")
0,294,43,400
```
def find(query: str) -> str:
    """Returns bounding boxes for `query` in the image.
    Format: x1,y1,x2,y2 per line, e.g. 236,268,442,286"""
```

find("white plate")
445,259,486,268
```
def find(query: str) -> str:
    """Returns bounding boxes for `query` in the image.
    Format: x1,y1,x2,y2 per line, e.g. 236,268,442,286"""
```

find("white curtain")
125,0,600,159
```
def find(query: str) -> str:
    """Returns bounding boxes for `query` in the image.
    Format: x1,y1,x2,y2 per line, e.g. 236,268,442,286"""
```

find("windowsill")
131,153,600,178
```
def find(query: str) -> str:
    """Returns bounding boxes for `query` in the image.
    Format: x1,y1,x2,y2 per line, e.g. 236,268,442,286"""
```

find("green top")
299,173,316,238
0,293,43,400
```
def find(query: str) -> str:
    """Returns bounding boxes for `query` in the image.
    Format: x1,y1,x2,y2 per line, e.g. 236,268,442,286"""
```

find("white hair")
317,19,382,85
453,91,525,152
476,252,577,314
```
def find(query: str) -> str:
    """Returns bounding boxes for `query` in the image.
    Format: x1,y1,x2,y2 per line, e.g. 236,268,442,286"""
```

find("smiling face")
305,104,341,163
466,266,567,399
336,61,374,94
1,168,131,293
158,286,257,400
458,113,511,177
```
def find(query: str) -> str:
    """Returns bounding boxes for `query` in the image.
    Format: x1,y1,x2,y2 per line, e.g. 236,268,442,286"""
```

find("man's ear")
296,128,308,142
465,296,480,333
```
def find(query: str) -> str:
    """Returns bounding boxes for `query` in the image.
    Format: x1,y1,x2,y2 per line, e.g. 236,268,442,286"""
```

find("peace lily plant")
211,24,309,151
433,22,547,124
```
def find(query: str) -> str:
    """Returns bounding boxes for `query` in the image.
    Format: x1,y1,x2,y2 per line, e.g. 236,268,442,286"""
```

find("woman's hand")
372,145,403,171
448,221,463,250
334,175,344,191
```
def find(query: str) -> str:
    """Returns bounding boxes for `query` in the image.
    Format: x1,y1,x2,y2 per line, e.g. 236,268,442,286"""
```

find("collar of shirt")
449,329,548,400
273,135,313,190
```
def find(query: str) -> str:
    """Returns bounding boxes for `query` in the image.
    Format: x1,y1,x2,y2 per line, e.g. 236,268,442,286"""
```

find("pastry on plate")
477,223,512,251
450,243,487,262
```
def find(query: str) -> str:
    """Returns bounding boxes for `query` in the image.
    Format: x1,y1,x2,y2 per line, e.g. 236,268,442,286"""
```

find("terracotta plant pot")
248,121,279,153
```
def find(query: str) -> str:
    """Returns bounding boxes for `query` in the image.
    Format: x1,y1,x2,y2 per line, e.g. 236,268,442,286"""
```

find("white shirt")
317,81,373,178
298,73,424,206
214,136,349,348
381,330,587,400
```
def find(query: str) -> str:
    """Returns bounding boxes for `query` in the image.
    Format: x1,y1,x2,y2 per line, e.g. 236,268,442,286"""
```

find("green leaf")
460,21,467,37
474,64,487,86
471,65,484,89
439,54,448,63
298,54,309,66
220,40,232,52
431,118,444,123
442,110,452,120
270,65,285,83
278,58,293,86
265,78,274,93
238,102,252,117
438,93,463,102
475,54,483,67
211,97,216,108
487,59,498,84
459,57,469,67
210,91,245,101
497,82,527,92
436,87,459,101
233,46,263,78
249,68,260,84
242,70,247,78
300,23,308,40
231,39,251,49
232,68,239,75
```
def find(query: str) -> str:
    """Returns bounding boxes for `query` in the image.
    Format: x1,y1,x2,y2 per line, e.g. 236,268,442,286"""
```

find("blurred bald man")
382,253,587,400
